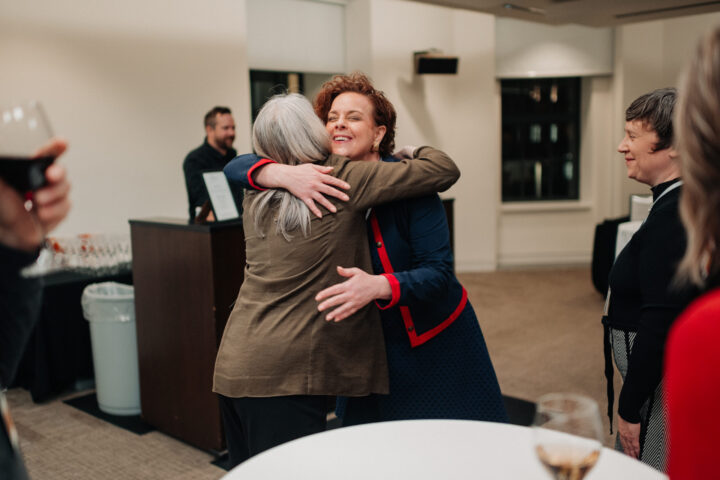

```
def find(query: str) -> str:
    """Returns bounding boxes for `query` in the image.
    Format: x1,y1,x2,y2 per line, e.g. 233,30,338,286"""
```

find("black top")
182,139,243,221
608,178,697,423
706,271,720,291
0,244,42,389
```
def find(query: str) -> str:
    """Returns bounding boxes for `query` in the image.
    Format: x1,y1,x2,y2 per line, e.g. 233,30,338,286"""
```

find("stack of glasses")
22,233,132,277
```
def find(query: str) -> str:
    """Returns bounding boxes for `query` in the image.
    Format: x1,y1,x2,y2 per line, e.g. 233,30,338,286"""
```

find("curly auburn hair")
313,72,396,157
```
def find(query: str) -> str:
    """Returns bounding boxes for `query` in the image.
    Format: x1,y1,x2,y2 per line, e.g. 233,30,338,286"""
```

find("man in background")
1,138,71,479
183,106,244,222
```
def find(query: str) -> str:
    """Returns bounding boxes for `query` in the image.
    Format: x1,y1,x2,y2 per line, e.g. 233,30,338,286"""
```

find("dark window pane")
501,77,580,202
249,70,305,123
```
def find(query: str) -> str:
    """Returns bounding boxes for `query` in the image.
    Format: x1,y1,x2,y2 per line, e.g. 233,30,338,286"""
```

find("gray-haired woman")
212,93,459,466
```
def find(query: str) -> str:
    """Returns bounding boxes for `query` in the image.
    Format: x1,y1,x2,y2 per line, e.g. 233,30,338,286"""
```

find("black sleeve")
229,181,244,217
183,153,211,219
0,244,42,388
618,201,693,423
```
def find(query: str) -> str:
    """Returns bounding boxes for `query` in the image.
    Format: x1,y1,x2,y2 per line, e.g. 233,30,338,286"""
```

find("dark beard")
222,137,235,150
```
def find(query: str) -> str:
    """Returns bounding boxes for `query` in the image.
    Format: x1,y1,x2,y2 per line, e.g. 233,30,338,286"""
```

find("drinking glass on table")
0,100,55,194
532,393,604,480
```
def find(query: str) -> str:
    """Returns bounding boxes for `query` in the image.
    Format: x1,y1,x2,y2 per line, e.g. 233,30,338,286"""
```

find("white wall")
4,0,719,268
497,12,720,267
246,0,345,73
353,0,499,271
496,18,613,78
0,0,252,235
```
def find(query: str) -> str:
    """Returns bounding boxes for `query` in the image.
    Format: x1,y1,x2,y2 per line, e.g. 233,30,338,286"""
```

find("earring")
372,143,379,153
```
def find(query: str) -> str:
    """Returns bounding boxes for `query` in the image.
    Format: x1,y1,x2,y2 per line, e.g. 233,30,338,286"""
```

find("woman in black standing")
603,88,696,472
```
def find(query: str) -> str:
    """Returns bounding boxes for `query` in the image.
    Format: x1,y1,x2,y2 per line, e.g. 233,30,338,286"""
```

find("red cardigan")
665,286,720,479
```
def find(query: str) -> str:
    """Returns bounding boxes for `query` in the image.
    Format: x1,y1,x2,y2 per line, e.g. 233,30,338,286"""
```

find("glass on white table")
532,393,604,480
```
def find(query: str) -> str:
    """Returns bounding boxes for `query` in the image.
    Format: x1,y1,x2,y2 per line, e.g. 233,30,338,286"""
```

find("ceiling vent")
414,50,459,74
502,3,546,15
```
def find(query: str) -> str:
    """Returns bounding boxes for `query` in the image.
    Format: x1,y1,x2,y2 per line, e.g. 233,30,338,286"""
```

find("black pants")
218,394,327,468
340,395,381,427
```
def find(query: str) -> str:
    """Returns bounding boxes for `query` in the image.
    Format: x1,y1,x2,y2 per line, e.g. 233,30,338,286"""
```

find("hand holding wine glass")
0,101,70,251
0,101,58,193
533,393,604,480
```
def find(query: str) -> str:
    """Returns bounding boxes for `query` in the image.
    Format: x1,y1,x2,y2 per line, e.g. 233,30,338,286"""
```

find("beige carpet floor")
459,268,620,445
7,388,223,479
7,266,621,479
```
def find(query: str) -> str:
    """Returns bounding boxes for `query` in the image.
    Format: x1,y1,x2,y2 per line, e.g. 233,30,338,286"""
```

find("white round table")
221,420,666,479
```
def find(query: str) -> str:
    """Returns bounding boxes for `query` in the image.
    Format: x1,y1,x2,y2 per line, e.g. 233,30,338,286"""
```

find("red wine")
536,445,600,480
0,155,55,193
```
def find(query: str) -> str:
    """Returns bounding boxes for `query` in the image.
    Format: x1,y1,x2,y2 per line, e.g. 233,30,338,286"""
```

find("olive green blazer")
213,147,459,398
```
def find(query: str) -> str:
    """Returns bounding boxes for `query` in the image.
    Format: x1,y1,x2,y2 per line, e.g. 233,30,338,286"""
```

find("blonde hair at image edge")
675,26,720,286
249,93,332,241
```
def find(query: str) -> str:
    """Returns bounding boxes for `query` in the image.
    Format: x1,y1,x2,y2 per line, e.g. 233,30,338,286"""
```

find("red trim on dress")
247,158,277,191
408,288,467,347
375,273,400,310
369,213,394,272
369,211,464,348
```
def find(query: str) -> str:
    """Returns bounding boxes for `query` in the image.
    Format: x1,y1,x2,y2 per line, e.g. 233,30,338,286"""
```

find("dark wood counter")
129,218,245,452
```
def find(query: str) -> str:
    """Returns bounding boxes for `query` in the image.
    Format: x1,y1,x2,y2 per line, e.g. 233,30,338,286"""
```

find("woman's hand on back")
256,163,350,218
316,266,392,322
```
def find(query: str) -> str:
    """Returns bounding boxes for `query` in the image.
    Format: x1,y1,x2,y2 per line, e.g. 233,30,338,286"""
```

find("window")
250,70,305,123
501,77,580,202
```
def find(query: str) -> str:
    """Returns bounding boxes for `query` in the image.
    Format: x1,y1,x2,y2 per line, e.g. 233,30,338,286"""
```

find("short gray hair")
249,93,331,240
626,88,677,151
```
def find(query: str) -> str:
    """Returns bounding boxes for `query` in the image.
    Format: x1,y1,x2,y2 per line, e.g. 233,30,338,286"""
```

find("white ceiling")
405,0,720,26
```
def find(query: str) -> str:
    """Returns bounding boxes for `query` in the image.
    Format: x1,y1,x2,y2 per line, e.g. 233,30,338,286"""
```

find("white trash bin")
81,282,141,416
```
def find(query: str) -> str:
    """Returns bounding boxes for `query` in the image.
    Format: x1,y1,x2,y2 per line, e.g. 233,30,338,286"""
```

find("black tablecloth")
591,216,630,295
12,270,133,402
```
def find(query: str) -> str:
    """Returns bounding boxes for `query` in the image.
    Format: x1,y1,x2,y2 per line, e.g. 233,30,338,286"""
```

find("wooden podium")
129,218,245,452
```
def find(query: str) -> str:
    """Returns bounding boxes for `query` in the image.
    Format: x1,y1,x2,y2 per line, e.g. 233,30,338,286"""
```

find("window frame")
500,77,582,204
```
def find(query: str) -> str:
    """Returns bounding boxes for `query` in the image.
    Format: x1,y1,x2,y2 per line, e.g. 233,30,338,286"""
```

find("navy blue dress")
339,187,507,424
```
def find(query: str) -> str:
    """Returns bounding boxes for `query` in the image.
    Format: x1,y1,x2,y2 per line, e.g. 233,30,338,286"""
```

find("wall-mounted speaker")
414,51,459,75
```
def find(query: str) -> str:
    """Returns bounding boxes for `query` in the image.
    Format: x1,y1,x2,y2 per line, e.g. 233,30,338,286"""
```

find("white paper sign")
202,171,240,221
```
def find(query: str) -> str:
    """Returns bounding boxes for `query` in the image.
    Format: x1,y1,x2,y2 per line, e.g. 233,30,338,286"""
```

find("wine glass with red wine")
0,101,55,193
533,393,604,480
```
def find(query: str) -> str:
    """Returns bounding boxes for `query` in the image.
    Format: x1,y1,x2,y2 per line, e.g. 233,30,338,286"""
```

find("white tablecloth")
221,420,666,479
630,194,652,222
615,220,643,259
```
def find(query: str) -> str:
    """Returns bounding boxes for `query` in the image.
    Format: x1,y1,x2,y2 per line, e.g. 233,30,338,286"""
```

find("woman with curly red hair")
313,72,398,160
